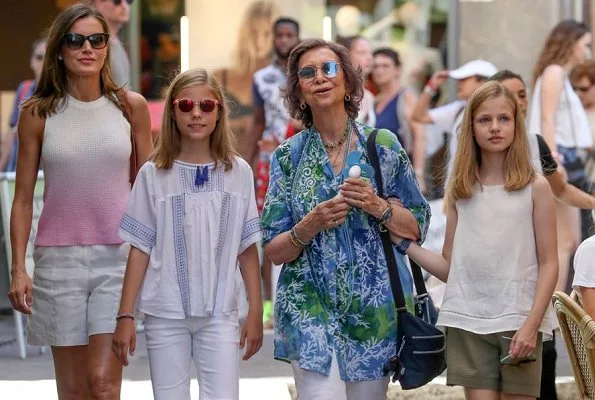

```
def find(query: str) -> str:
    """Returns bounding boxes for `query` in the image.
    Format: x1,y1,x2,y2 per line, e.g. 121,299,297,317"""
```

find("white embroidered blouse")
119,157,262,319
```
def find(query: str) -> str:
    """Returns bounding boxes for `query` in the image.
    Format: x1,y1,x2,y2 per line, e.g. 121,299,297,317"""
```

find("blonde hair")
233,1,279,73
23,3,121,118
447,81,535,203
153,68,237,170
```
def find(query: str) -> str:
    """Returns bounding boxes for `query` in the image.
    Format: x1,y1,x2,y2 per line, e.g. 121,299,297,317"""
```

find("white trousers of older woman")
291,353,390,400
144,313,239,400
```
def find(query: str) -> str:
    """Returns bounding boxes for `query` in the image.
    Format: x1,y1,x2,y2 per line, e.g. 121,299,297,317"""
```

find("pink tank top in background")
35,95,131,246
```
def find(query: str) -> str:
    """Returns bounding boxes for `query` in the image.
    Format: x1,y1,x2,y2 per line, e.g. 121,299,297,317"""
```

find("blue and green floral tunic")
261,122,431,382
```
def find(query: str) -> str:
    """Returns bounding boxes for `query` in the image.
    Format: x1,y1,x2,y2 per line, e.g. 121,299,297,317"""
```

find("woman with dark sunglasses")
261,39,430,398
7,4,152,399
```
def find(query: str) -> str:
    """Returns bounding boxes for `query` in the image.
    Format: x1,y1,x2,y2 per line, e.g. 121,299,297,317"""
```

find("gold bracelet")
289,232,304,249
291,226,310,247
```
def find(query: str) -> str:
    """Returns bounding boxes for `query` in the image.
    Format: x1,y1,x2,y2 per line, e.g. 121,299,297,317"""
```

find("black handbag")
367,129,446,390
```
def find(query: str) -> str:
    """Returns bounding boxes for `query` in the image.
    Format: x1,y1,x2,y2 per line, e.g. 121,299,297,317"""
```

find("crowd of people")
3,1,595,400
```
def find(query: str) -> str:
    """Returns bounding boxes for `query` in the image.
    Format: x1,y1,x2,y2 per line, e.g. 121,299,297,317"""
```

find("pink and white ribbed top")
35,95,131,246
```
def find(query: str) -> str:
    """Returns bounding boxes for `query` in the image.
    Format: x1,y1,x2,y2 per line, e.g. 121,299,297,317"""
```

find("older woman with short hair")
261,39,430,399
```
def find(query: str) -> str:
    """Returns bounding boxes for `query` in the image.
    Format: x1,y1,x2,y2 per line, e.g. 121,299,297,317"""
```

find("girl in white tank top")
392,82,558,398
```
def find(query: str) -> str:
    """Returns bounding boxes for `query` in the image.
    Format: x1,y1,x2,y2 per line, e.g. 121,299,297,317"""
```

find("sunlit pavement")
0,314,576,399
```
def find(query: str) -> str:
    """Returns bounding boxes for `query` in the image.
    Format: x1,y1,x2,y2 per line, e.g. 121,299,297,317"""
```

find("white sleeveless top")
529,75,592,149
437,183,555,336
36,95,131,246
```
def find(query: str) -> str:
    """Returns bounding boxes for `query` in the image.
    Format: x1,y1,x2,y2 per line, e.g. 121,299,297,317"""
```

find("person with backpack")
1,39,46,172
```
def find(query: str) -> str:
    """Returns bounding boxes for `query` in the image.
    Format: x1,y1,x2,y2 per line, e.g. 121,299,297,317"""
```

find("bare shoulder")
18,105,45,139
531,174,553,199
125,90,148,110
541,65,565,83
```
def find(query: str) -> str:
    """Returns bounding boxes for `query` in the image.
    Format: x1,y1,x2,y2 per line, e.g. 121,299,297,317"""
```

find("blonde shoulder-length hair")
447,81,535,203
152,68,237,170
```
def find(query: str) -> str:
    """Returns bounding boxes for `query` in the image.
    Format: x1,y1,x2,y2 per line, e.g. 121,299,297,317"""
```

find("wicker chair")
553,291,595,399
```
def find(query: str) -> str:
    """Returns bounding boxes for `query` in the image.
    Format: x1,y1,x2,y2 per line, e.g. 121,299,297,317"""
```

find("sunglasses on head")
62,33,109,50
298,61,340,81
173,98,219,113
113,0,133,5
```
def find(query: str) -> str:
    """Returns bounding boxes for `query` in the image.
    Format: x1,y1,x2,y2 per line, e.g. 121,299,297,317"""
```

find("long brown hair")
532,20,589,84
153,68,237,170
285,39,363,128
447,81,535,203
22,3,120,118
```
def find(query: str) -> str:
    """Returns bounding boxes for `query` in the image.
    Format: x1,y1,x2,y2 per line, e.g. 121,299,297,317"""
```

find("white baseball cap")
448,60,498,80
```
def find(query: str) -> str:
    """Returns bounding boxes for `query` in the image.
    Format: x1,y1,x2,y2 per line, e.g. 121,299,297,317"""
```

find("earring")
344,94,351,102
58,55,63,61
299,102,306,110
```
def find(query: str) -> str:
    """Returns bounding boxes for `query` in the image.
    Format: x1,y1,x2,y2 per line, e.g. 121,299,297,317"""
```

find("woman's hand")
508,323,538,360
112,318,137,366
306,196,350,233
8,269,32,314
340,178,386,218
240,311,263,361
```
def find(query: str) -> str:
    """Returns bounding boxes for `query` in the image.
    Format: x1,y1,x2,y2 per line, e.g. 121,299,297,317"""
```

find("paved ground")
0,312,577,399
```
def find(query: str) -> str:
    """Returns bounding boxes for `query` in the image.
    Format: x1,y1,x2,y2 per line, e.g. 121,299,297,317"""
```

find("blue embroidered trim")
171,195,191,317
216,193,231,263
179,165,224,193
242,217,262,242
120,213,156,250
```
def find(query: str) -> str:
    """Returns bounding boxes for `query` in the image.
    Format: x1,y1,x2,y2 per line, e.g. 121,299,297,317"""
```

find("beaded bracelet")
116,313,135,321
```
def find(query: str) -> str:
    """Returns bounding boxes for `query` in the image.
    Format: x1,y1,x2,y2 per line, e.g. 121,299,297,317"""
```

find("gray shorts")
27,244,128,346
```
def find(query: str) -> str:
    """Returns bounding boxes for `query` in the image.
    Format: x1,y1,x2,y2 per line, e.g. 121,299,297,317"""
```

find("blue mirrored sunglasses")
298,61,340,81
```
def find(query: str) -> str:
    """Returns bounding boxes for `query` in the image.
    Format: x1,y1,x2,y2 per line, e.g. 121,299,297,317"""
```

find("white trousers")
145,313,239,400
291,354,390,400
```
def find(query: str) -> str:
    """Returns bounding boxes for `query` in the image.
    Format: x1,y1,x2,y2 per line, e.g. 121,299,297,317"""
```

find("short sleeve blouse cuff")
239,217,262,254
119,213,156,255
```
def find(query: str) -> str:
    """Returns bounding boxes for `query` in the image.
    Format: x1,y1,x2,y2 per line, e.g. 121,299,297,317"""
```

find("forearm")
117,247,150,314
411,122,426,176
526,261,558,329
9,202,33,273
553,179,595,209
411,92,433,124
405,242,449,282
238,244,263,313
384,205,420,241
264,213,319,264
541,119,557,152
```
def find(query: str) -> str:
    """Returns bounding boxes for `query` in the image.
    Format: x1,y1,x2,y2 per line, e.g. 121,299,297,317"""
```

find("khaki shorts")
446,327,543,397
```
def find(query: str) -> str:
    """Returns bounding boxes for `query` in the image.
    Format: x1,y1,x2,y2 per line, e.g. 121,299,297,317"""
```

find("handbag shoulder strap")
115,88,138,184
366,129,429,306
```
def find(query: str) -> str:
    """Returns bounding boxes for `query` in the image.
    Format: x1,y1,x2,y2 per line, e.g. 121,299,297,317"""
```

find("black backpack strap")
366,130,429,306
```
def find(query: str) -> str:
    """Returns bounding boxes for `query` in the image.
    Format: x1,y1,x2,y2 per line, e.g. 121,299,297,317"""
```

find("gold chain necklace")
322,121,350,151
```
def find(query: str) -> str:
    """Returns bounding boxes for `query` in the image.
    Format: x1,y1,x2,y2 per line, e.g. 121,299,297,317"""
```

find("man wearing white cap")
412,59,498,178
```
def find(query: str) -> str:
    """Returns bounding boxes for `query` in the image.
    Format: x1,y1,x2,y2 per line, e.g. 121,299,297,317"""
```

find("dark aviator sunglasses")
113,0,133,5
298,61,340,81
173,98,219,113
62,33,110,50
